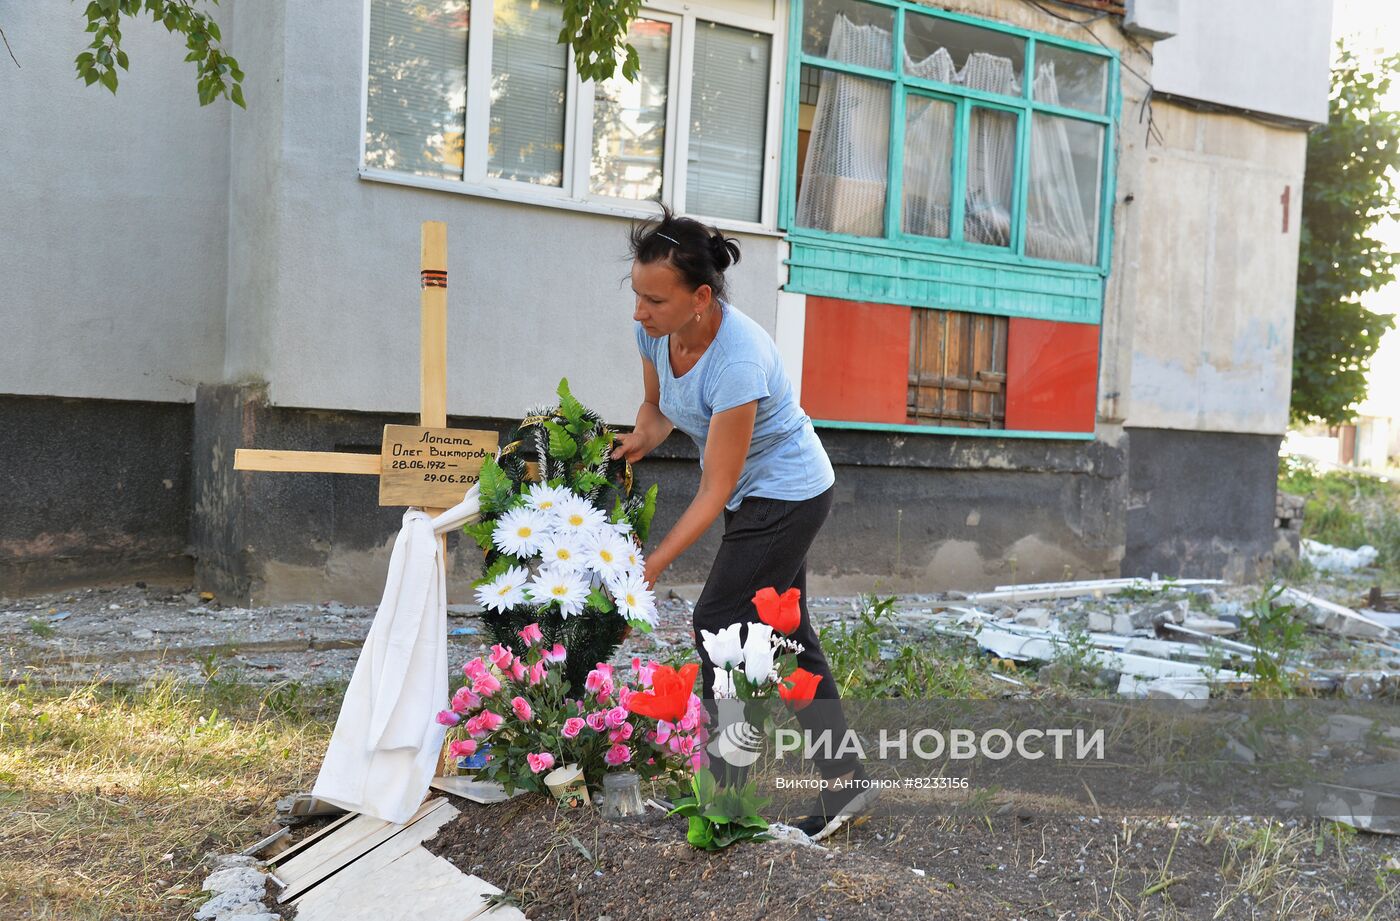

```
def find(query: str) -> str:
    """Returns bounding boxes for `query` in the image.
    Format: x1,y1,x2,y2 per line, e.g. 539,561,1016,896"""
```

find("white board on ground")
275,813,391,886
269,811,359,868
278,799,450,902
294,845,526,921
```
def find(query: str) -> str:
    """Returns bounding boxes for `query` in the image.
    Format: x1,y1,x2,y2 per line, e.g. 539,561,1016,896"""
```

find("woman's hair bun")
708,232,741,272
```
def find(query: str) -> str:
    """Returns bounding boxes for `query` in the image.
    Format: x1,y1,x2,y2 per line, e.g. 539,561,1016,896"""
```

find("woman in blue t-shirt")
611,204,874,840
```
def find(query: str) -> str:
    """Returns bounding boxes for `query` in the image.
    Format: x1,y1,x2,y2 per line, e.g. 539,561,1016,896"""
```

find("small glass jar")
598,771,646,820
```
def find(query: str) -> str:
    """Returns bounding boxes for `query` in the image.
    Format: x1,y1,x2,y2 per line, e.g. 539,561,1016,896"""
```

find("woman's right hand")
611,429,651,464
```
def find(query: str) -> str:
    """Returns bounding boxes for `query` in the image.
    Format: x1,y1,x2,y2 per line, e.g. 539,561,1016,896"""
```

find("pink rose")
653,720,672,744
435,709,460,727
509,659,527,682
675,736,698,756
463,658,490,682
584,667,614,699
526,752,555,774
528,661,547,686
561,717,586,739
448,738,477,758
488,644,514,671
519,623,544,646
604,743,632,767
475,709,503,732
679,711,698,732
510,696,533,722
605,706,628,729
608,723,634,743
585,711,608,733
451,686,481,713
542,644,567,664
472,672,501,697
690,751,708,772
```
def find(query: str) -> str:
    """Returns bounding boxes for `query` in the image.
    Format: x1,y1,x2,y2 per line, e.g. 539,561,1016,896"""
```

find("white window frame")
357,0,788,236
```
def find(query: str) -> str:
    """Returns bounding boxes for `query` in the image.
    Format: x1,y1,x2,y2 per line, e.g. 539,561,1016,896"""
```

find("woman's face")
631,258,711,338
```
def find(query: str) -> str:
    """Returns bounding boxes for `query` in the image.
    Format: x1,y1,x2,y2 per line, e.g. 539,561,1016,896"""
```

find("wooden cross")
233,221,499,557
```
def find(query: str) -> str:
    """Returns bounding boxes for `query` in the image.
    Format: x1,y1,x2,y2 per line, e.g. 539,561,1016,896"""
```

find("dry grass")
0,677,337,920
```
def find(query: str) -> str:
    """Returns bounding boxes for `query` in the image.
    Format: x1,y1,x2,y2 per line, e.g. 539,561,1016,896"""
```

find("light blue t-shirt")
634,300,835,511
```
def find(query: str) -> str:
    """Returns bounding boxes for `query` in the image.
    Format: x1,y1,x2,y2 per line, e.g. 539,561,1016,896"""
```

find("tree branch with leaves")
1292,43,1400,425
72,0,245,107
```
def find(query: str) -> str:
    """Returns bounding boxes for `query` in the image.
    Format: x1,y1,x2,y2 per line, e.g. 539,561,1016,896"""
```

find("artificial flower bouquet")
702,586,822,709
438,623,710,796
464,378,660,692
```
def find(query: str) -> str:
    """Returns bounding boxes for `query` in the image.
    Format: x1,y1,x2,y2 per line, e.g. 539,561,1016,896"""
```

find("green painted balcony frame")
779,0,1121,326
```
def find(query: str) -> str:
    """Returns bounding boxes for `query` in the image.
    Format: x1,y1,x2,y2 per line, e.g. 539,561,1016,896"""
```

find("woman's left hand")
642,558,664,591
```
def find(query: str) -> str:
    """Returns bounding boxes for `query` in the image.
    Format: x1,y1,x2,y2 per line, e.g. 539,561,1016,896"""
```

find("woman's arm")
642,400,757,587
611,357,673,463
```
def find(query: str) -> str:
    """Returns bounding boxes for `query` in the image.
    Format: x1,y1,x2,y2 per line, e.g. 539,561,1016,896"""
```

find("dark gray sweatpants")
692,484,856,779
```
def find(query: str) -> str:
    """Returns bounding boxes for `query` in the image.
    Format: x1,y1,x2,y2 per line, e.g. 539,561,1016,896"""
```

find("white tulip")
742,622,775,685
700,623,745,670
712,667,737,699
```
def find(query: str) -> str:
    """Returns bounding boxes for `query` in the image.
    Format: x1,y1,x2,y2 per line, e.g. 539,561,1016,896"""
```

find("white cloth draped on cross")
311,486,481,823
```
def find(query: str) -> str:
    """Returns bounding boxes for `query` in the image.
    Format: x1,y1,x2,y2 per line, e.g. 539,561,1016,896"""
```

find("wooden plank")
275,813,391,886
268,811,359,868
294,846,524,921
420,220,449,431
378,425,498,508
291,801,461,910
279,799,452,903
234,449,379,475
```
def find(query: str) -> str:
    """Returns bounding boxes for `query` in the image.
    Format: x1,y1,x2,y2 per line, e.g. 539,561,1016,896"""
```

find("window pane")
908,309,1007,427
366,0,469,179
1027,114,1102,265
1033,44,1108,114
904,13,1025,98
801,0,894,70
592,19,671,201
901,95,954,238
794,66,890,238
964,107,1016,247
488,0,566,186
687,23,770,223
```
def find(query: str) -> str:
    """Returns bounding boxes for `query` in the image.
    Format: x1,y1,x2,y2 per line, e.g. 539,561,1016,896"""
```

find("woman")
610,204,874,840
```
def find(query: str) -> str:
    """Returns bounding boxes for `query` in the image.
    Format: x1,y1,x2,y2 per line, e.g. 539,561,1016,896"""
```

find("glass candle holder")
598,770,646,820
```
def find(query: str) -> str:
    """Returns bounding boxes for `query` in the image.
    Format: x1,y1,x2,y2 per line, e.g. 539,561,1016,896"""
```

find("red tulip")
624,662,699,723
753,585,802,635
778,667,822,711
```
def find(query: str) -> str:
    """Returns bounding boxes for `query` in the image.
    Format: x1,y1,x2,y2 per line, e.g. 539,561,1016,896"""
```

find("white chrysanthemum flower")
621,543,645,577
612,519,634,536
538,532,584,572
474,565,530,614
581,528,631,582
492,506,552,557
610,572,657,627
524,483,572,515
527,564,590,618
552,495,607,533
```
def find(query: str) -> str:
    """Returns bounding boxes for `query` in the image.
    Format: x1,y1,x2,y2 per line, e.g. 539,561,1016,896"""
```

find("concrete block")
1125,0,1179,40
1014,607,1053,628
1325,714,1374,745
1087,611,1114,633
1145,677,1209,700
194,886,266,921
1111,613,1138,635
1180,617,1239,636
202,867,267,894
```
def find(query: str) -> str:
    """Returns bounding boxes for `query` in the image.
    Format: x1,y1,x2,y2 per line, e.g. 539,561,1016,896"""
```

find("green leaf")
476,455,513,515
542,420,578,461
99,68,118,93
231,83,245,108
586,588,614,613
580,435,607,467
557,378,585,427
472,553,519,589
573,471,606,494
463,519,497,552
116,49,129,70
634,483,658,543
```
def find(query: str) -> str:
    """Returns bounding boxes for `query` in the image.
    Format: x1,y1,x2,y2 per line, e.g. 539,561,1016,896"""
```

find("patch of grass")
1279,455,1400,576
820,596,1001,698
0,677,338,919
1242,584,1310,698
27,617,56,639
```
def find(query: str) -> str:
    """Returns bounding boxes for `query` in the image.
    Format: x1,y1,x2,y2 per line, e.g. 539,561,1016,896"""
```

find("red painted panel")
801,296,910,424
1004,318,1099,432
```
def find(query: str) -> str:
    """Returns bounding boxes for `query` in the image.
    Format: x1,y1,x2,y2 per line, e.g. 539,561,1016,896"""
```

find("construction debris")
1282,587,1394,641
1302,538,1380,573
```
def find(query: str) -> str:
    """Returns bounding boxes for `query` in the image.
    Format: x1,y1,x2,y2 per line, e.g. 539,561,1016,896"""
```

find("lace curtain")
796,14,1097,264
